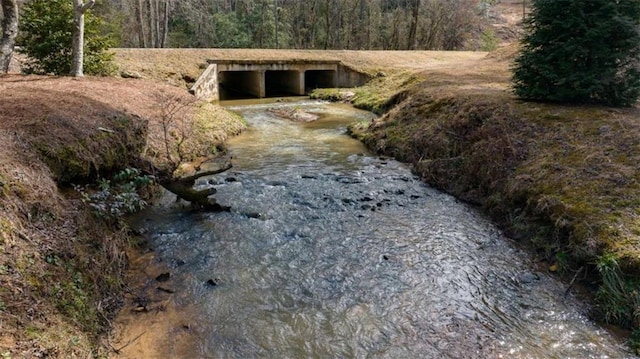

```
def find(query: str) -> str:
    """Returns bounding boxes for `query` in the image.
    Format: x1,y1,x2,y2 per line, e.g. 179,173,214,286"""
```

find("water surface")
136,100,634,358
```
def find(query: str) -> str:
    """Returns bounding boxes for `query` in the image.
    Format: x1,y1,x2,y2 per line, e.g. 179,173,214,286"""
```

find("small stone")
246,212,263,219
174,259,186,267
120,70,142,79
267,181,287,187
155,272,171,282
206,278,221,287
225,177,238,183
518,272,540,284
598,125,611,135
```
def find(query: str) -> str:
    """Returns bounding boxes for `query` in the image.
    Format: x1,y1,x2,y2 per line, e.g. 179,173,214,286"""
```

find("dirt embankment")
315,52,640,343
0,75,245,357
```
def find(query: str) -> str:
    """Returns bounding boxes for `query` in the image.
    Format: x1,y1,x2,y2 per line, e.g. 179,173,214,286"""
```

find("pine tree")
512,0,640,107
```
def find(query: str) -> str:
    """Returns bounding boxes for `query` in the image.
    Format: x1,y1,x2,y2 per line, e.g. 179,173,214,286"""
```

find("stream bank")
313,73,640,349
111,99,634,358
0,75,245,357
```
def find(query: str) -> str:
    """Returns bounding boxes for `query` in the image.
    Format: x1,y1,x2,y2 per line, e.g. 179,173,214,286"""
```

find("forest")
96,0,494,51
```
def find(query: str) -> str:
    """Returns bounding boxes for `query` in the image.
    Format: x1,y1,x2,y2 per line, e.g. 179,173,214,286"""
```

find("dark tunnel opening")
305,70,337,92
218,71,262,100
217,69,338,100
265,70,303,97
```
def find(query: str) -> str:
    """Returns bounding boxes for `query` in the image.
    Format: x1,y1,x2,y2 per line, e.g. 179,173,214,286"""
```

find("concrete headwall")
189,63,218,100
337,65,372,88
191,60,372,101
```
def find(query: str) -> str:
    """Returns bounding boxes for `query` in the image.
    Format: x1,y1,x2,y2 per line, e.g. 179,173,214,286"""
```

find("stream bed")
126,100,634,358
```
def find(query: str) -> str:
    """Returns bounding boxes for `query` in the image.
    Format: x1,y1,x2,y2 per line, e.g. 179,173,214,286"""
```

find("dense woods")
101,0,490,50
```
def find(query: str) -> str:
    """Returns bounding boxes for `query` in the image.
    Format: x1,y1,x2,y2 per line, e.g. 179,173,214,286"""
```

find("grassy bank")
313,59,640,347
0,75,245,357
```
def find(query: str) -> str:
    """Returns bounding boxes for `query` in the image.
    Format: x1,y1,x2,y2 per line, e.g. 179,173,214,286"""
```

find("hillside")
0,76,244,357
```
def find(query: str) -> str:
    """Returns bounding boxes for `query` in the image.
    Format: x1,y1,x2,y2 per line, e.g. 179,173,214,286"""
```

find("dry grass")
113,48,489,88
0,74,244,357
336,44,640,335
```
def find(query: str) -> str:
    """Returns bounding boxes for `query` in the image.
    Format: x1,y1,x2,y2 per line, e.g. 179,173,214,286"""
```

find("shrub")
19,0,116,76
74,168,154,223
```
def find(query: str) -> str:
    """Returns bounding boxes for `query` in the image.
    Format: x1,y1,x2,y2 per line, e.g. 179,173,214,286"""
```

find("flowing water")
131,100,634,358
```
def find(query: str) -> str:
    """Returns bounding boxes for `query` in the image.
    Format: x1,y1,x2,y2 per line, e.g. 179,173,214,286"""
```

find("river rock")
155,272,171,282
206,277,221,287
267,107,319,122
518,272,540,284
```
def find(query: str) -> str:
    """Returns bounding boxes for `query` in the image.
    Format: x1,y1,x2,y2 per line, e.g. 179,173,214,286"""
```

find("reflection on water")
135,100,634,358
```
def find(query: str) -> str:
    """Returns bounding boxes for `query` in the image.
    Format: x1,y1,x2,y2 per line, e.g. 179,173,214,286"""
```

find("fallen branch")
564,266,584,297
109,331,146,354
137,155,232,210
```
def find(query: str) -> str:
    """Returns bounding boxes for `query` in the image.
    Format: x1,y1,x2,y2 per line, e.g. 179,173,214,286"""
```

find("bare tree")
407,0,420,50
0,0,19,74
71,0,96,77
143,90,233,209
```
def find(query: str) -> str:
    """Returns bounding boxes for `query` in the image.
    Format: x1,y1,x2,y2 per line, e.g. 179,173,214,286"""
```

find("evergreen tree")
512,0,640,107
20,0,115,76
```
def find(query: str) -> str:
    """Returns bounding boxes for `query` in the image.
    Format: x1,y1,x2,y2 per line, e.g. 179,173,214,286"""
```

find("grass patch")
312,71,420,115
341,69,640,346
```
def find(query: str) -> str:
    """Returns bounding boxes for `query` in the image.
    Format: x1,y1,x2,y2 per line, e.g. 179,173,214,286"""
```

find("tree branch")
81,0,96,13
136,155,232,210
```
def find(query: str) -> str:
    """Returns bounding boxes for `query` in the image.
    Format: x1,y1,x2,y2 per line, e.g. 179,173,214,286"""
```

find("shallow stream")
130,100,634,358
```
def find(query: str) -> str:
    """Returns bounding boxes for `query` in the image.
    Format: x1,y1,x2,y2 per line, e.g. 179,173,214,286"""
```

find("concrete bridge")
190,59,370,101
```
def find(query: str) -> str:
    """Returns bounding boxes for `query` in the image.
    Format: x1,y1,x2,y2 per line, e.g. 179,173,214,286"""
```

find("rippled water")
136,100,634,358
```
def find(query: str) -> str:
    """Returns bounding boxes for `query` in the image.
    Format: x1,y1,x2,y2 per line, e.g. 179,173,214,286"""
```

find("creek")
129,99,634,358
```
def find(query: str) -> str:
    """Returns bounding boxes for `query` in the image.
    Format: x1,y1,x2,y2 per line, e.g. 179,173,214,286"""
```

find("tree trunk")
153,0,161,48
137,156,233,210
160,0,169,48
147,0,156,47
408,0,420,50
274,0,279,49
0,0,19,74
71,0,96,77
136,0,147,47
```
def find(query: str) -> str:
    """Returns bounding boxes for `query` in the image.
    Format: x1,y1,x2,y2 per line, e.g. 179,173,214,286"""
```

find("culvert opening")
305,70,337,92
265,70,303,97
216,68,339,100
218,71,262,100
